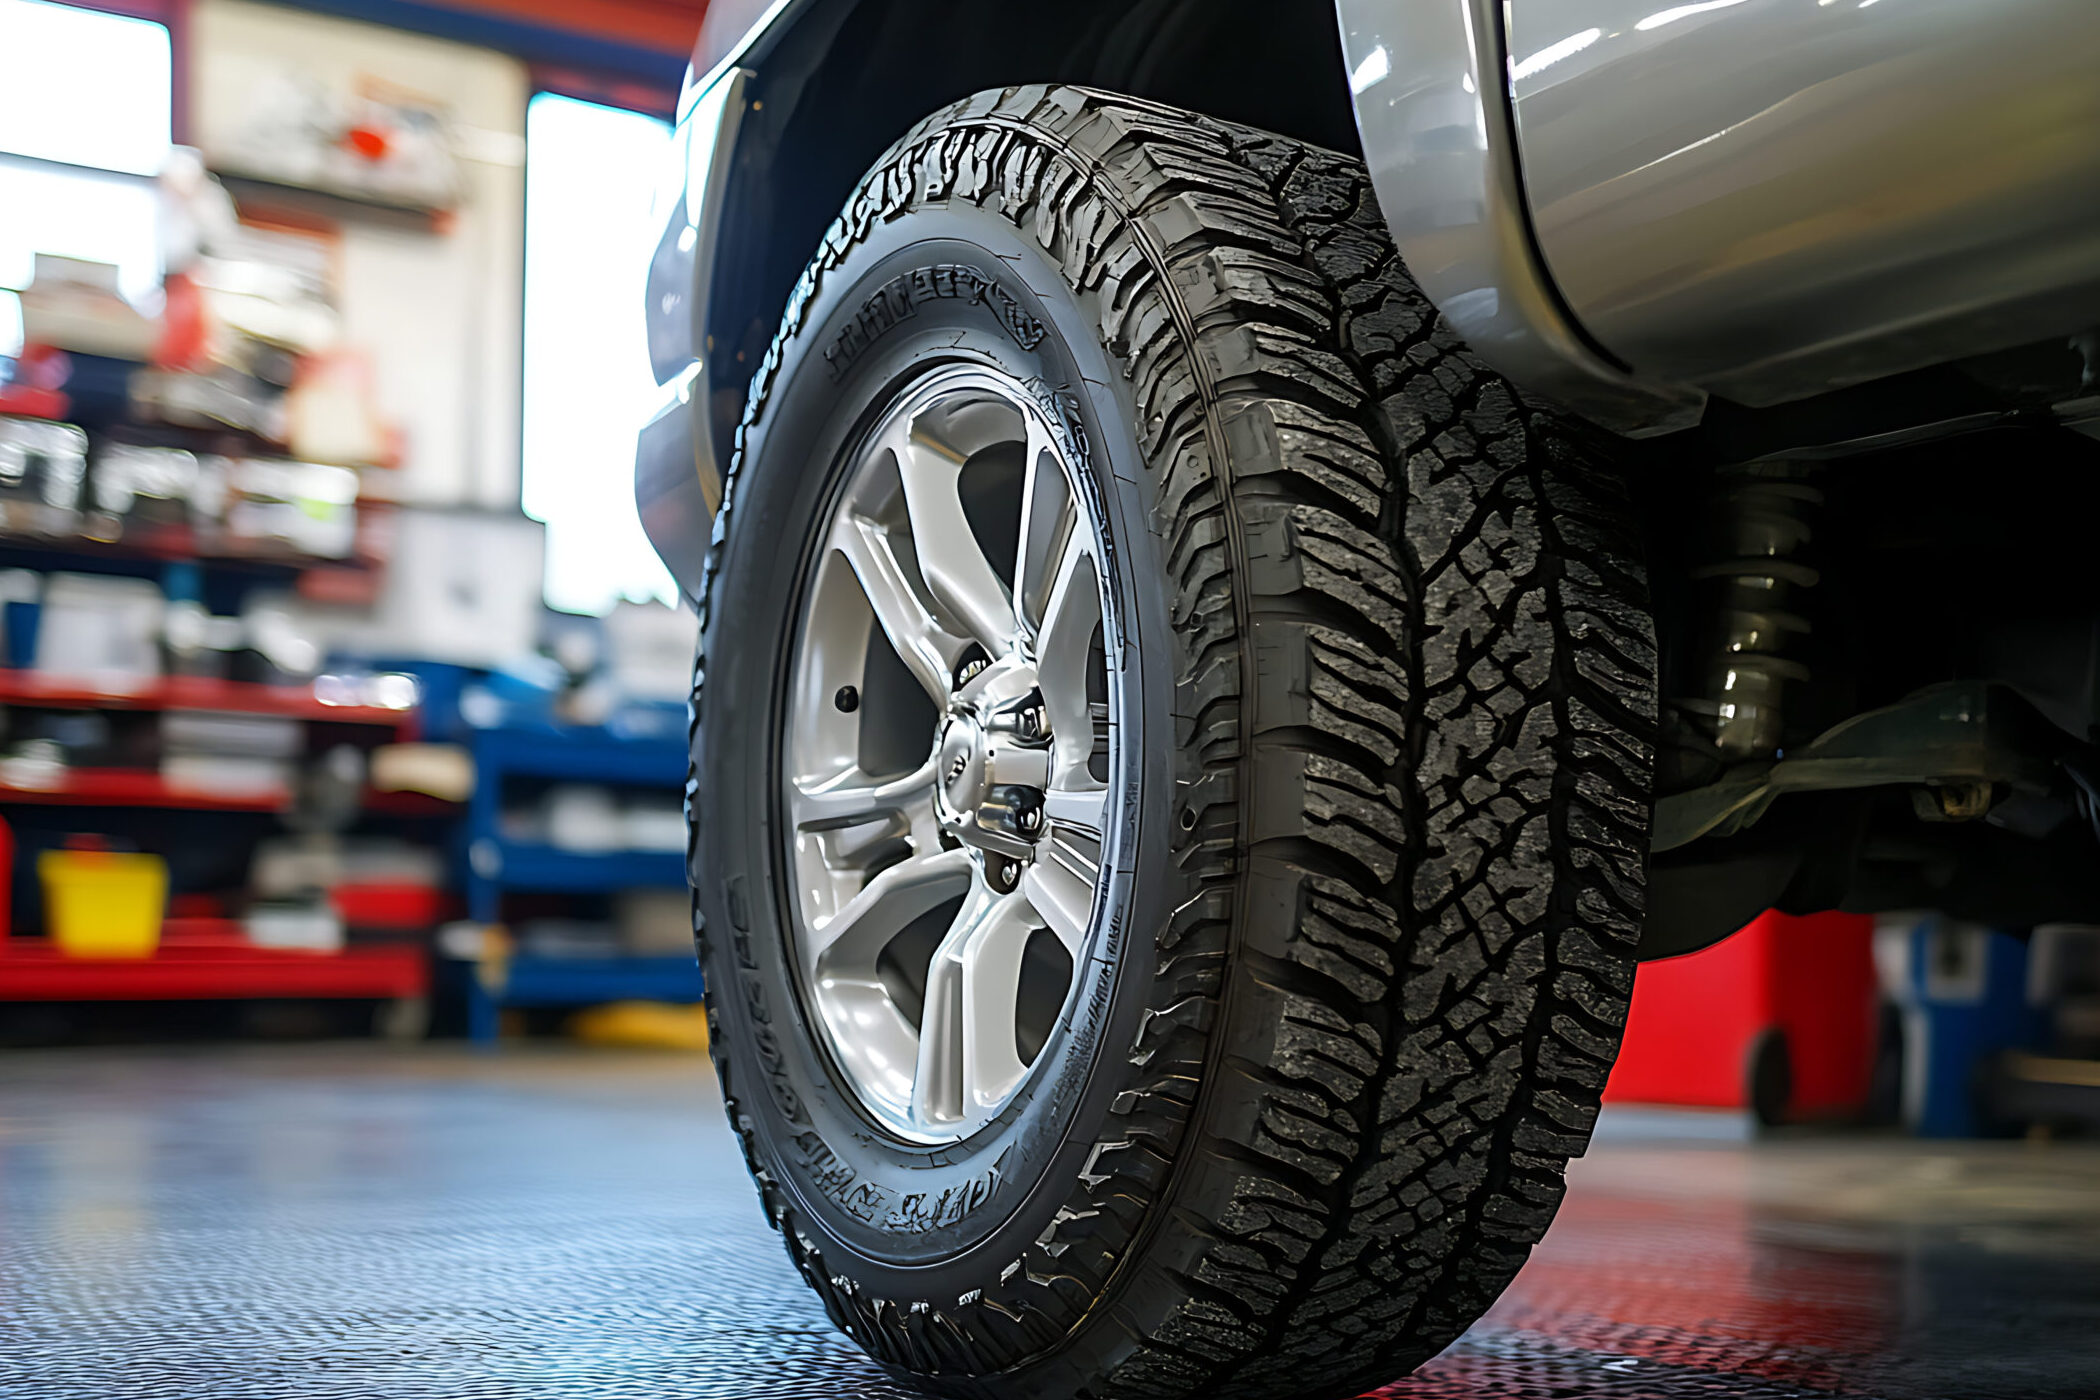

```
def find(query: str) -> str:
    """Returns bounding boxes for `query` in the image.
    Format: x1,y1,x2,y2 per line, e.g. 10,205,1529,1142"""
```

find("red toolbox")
1606,910,1879,1123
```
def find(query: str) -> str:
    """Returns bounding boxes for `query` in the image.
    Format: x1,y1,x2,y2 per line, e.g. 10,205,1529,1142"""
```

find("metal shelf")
0,769,287,811
489,953,703,1008
460,723,694,1043
0,921,426,1001
0,671,415,726
472,840,686,894
468,727,686,788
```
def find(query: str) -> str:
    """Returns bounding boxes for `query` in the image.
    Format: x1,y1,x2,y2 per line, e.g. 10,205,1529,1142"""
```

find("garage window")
0,0,173,357
520,90,675,616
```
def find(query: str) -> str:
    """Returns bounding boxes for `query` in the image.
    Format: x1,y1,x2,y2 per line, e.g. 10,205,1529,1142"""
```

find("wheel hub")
937,715,985,814
935,669,1052,862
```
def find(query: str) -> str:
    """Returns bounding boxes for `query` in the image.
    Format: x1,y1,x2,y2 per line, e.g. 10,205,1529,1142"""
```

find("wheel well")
1633,410,2100,958
701,0,1360,465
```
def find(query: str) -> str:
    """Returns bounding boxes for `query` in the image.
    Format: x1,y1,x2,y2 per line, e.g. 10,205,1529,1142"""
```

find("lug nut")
1017,803,1043,835
834,685,859,713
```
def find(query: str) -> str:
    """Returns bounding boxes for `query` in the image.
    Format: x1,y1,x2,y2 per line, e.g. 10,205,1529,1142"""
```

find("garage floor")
2,1047,2095,1400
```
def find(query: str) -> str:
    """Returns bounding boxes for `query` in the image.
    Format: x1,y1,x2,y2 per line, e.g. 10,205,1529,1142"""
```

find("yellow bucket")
40,850,167,958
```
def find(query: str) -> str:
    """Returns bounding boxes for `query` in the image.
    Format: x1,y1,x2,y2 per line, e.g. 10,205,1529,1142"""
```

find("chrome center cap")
932,683,1053,863
935,713,991,826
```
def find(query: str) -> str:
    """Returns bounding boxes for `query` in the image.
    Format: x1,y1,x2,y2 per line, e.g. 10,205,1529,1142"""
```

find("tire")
689,85,1657,1400
1747,1026,1794,1127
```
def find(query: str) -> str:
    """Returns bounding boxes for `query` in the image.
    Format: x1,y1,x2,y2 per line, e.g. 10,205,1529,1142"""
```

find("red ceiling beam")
430,0,707,56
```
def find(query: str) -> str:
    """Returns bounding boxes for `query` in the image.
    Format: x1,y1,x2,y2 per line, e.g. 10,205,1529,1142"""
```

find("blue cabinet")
460,724,695,1043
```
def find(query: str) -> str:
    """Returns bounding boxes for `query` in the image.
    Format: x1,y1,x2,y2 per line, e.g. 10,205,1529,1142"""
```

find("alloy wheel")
783,365,1119,1144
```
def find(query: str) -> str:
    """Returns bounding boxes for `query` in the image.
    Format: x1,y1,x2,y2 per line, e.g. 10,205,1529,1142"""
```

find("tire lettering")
824,265,1047,381
793,1131,893,1223
883,1148,1008,1234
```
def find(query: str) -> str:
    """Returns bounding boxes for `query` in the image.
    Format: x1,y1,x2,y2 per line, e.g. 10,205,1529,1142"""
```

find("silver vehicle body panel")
1504,0,2100,407
641,0,2100,585
635,67,752,601
1342,0,2100,420
678,0,797,121
1334,0,1706,434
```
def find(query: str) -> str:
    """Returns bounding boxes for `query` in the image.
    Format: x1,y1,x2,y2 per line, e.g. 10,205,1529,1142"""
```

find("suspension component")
1680,463,1823,764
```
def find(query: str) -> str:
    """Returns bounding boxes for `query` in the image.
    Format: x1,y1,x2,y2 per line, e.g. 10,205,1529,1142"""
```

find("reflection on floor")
1,1046,2095,1399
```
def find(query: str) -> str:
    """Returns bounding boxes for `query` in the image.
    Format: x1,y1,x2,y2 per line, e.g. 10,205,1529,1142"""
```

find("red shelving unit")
0,518,375,573
0,769,288,811
0,384,68,420
0,671,415,726
0,920,427,1001
359,789,461,818
0,772,464,815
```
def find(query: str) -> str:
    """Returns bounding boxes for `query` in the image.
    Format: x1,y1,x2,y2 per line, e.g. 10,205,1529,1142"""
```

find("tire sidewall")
693,205,1181,1302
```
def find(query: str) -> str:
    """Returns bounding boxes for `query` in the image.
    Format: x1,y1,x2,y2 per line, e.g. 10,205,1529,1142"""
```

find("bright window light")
0,2,171,360
522,92,676,616
0,1,172,175
0,163,163,300
0,163,163,357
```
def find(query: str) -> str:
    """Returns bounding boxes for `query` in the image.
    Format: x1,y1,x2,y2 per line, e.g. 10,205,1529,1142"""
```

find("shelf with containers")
0,396,392,613
0,669,418,723
0,767,292,810
454,718,697,1044
0,917,427,1003
5,268,700,1037
0,692,422,822
0,633,453,1015
1,103,524,1033
0,259,447,1007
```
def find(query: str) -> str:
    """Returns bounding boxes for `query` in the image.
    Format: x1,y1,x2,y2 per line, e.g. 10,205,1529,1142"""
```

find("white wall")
189,0,526,508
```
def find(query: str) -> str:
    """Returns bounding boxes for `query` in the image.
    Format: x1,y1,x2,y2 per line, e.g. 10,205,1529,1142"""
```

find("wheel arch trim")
637,65,754,601
641,0,1712,597
1334,0,1705,436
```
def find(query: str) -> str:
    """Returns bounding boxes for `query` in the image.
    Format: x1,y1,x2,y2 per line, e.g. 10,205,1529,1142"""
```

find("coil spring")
1679,463,1822,763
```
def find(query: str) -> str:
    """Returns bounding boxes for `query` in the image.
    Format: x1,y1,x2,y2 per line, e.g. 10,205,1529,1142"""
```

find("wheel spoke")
913,947,965,1128
960,898,1036,1112
809,846,973,973
1035,527,1097,660
913,882,1034,1126
1013,423,1075,638
832,512,965,704
1041,784,1108,841
1023,791,1104,956
885,417,1016,654
1035,532,1102,777
791,760,937,833
910,878,985,1127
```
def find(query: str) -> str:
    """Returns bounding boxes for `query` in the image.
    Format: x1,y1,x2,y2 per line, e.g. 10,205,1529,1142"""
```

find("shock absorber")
1681,463,1823,764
